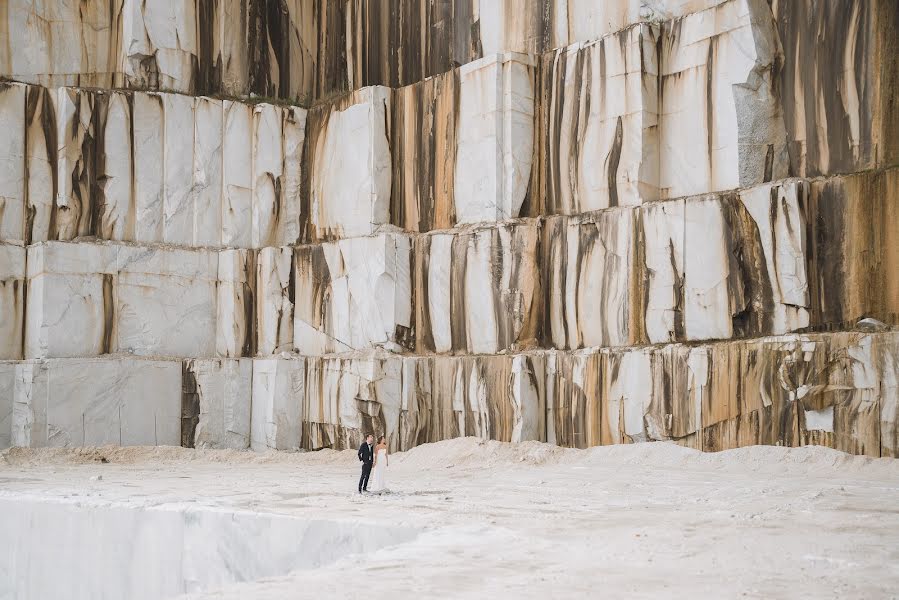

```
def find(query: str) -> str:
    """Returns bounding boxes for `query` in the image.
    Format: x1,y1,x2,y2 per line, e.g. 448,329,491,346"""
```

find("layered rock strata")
0,0,896,461
2,331,895,456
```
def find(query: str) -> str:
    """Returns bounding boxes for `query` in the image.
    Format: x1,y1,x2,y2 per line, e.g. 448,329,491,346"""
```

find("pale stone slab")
0,244,25,360
0,361,14,448
133,92,166,244
184,358,253,450
659,0,787,198
416,222,541,354
222,100,254,248
454,53,534,224
250,358,304,451
11,357,181,448
0,83,26,243
538,24,660,214
256,247,295,355
294,234,413,354
308,88,393,240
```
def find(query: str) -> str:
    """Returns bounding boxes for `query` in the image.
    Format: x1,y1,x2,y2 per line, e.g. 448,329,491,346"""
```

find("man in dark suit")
358,433,374,493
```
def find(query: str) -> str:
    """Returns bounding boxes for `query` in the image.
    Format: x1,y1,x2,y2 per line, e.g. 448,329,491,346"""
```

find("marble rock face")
303,88,393,241
0,244,25,360
293,234,413,355
25,242,218,359
454,53,535,224
0,83,306,248
2,0,319,101
542,331,899,456
0,361,14,448
536,24,660,214
390,69,459,233
658,0,788,199
182,358,253,450
399,353,546,451
772,0,899,178
543,170,898,350
11,357,181,448
415,222,542,355
250,358,304,451
302,354,403,451
0,83,26,243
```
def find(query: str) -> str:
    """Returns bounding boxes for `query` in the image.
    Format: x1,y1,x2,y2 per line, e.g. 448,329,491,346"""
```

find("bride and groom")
357,434,388,494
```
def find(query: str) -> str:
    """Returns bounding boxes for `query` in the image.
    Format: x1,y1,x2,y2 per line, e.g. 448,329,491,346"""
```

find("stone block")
0,83,26,243
11,357,181,448
250,358,304,451
416,221,541,354
0,244,25,360
0,361,14,449
256,247,295,356
774,0,899,177
25,242,218,359
293,233,413,354
304,88,393,240
543,208,639,350
536,24,660,214
454,53,535,224
659,0,788,198
398,353,546,451
216,249,256,359
182,358,253,450
302,354,404,451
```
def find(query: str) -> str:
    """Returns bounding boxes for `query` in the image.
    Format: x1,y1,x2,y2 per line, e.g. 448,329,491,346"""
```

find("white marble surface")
0,83,25,243
251,358,304,451
658,0,787,198
294,234,413,354
222,100,255,248
309,88,393,240
11,357,181,448
0,244,25,360
541,25,660,213
304,354,404,450
25,242,218,359
2,84,306,249
187,358,253,450
0,495,418,600
256,247,295,355
418,222,541,354
642,199,686,343
545,209,636,350
216,249,255,359
454,53,534,224
133,92,166,243
0,361,14,448
193,97,224,247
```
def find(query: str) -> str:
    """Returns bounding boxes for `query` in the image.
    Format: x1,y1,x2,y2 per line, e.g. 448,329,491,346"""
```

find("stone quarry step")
3,168,896,361
1,331,897,457
0,83,306,248
4,0,896,249
1,0,735,102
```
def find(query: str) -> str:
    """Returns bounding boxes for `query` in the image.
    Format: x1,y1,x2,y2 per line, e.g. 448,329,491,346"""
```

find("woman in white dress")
369,436,389,493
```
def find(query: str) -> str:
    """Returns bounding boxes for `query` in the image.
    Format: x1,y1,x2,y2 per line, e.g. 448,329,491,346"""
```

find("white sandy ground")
2,439,899,599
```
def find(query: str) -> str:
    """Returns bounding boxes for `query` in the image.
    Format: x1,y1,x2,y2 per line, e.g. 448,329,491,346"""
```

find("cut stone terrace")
0,0,897,457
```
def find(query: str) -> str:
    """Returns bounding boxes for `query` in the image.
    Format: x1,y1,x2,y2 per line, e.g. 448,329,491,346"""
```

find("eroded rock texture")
1,0,322,101
415,222,541,355
1,0,896,459
0,83,307,247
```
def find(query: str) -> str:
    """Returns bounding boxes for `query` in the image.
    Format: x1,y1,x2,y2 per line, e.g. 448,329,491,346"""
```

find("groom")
357,433,374,493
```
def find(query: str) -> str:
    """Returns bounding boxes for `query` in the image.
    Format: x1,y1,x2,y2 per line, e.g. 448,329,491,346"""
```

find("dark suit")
358,442,374,492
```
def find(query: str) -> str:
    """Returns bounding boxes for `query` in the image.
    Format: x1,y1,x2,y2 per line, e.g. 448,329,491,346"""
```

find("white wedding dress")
369,448,388,492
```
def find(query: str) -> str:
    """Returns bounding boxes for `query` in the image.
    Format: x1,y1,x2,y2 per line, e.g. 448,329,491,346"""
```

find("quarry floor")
2,439,899,600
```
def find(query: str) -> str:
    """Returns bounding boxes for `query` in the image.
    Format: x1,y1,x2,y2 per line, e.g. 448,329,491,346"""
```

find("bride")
369,436,389,493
